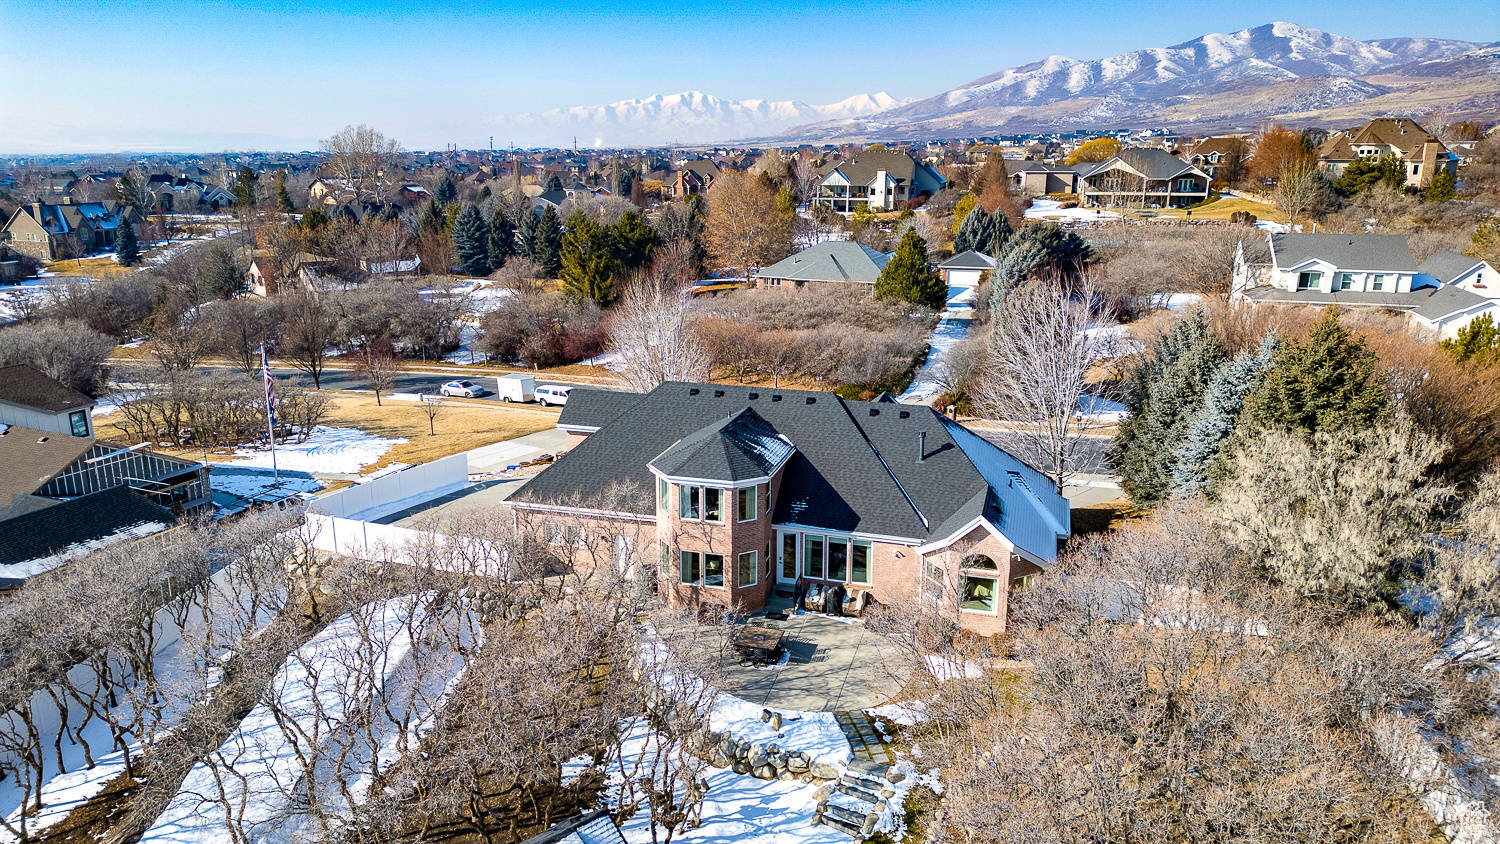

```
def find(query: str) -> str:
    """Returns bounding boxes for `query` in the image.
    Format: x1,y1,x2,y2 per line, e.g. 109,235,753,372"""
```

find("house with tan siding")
508,383,1070,636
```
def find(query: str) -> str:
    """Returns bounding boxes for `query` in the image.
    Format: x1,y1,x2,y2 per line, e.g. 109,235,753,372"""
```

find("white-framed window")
804,534,824,579
680,550,700,585
851,540,872,585
1371,274,1385,291
737,551,757,588
1297,271,1321,291
677,485,699,520
704,553,724,587
962,576,998,613
737,486,756,522
1338,273,1353,290
658,478,668,510
922,560,944,603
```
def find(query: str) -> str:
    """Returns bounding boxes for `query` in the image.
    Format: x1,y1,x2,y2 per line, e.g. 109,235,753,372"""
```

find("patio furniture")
732,625,784,665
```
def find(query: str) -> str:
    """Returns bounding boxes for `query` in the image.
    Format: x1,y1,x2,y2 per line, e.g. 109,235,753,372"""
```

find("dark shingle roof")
0,423,95,498
0,365,94,413
1241,283,1493,320
511,383,1068,559
0,485,176,588
555,388,648,431
1107,148,1198,180
1417,251,1484,284
1269,233,1416,272
649,408,795,482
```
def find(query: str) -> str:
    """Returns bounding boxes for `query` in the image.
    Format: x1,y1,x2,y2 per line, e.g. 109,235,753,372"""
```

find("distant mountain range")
770,23,1500,142
475,91,909,147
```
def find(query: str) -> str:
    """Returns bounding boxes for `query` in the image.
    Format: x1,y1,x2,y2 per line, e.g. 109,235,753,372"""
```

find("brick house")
2,200,141,261
1315,118,1458,187
508,383,1070,636
668,160,720,197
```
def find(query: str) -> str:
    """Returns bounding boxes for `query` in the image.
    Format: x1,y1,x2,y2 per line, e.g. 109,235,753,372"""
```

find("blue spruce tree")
1169,333,1278,498
953,206,993,255
451,204,491,276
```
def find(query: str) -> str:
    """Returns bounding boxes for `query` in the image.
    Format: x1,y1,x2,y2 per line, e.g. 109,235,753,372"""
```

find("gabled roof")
511,383,1069,557
823,149,944,189
1417,251,1485,284
1346,118,1445,156
1188,137,1248,159
940,250,997,271
0,365,94,413
1268,233,1416,272
1095,148,1201,181
679,160,720,179
650,407,795,482
0,423,96,498
1241,283,1493,321
754,241,891,284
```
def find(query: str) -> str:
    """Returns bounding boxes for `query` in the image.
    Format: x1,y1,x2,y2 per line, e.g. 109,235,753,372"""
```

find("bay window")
704,488,722,522
678,485,699,520
737,486,756,522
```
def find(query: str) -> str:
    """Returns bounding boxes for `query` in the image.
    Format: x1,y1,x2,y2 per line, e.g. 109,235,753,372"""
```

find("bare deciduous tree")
701,171,792,284
610,283,710,393
351,341,404,406
319,125,403,204
974,275,1124,492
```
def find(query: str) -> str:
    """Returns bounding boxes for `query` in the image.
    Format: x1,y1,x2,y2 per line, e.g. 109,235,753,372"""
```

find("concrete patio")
721,596,913,712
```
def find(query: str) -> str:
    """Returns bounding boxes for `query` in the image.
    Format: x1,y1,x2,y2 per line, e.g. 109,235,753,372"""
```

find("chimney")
917,430,926,464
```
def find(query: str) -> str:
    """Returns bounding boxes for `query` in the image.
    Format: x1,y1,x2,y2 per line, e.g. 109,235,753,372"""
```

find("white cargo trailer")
495,373,536,403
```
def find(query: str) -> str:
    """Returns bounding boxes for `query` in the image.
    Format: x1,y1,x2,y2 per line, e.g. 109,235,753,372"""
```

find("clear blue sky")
1,0,1496,153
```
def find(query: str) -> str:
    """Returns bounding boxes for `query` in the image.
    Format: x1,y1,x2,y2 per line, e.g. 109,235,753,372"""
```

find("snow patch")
228,426,404,475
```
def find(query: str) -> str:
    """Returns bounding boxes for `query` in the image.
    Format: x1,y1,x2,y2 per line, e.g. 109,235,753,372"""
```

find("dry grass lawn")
1155,196,1287,224
44,255,132,279
322,394,557,470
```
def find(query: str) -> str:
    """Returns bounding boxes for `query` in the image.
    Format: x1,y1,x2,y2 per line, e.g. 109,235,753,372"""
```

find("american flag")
261,347,277,426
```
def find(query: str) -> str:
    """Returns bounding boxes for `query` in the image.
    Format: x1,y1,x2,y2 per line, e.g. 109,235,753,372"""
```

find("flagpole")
261,345,279,484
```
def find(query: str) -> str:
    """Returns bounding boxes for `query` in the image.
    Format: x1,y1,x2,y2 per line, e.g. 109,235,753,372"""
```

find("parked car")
495,373,536,403
535,384,572,407
439,380,488,398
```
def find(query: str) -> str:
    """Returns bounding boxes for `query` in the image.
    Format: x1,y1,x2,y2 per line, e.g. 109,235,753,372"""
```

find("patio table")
732,625,784,664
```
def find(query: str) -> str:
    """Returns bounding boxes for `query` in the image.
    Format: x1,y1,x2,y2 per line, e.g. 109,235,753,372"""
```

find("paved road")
222,365,593,409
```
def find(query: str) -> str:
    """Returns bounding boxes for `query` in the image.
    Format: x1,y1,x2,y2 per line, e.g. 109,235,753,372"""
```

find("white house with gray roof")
1234,232,1500,340
938,249,996,287
753,241,892,291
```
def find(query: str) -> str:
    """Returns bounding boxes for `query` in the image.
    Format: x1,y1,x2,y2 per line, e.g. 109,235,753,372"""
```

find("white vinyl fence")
309,454,468,520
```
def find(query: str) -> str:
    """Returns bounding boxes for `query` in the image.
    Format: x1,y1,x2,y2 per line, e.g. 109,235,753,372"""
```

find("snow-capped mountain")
486,91,908,147
770,23,1492,141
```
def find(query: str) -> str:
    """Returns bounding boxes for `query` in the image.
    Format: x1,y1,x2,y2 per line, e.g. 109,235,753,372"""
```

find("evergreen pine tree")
610,211,660,273
1242,307,1386,435
560,214,617,305
875,229,946,310
989,238,1047,313
953,206,991,254
1117,318,1225,508
233,167,257,207
990,211,1014,258
1440,312,1499,364
486,208,517,270
115,219,140,267
300,206,329,230
612,164,636,198
517,208,541,261
1425,167,1457,202
451,204,491,276
531,206,563,276
544,173,564,193
197,244,245,300
435,175,457,206
1114,314,1212,498
477,185,492,203
274,172,295,213
418,199,445,236
1169,334,1278,497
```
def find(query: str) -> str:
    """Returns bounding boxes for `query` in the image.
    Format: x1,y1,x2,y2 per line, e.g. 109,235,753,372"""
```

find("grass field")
1154,196,1286,223
321,394,557,470
44,255,131,279
97,392,559,472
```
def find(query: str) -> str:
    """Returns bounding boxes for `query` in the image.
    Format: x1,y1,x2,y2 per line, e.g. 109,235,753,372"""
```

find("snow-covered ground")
899,285,976,404
708,696,851,769
142,594,477,844
1025,198,1121,223
210,466,323,503
228,426,404,475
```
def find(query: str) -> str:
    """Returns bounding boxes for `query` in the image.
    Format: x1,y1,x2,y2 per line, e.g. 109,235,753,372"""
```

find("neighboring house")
1004,160,1081,195
308,178,358,205
939,250,996,287
508,383,1070,636
0,367,211,588
753,241,891,292
1316,118,1458,187
398,184,431,205
241,248,335,297
815,149,947,214
1186,137,1250,180
1,200,141,261
669,160,720,197
361,256,422,275
1234,232,1500,340
0,364,96,438
1076,148,1211,209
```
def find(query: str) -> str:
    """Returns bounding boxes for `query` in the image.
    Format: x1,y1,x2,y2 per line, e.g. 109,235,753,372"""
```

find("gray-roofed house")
939,250,996,287
1004,160,1082,195
2,200,142,261
0,364,96,437
1077,148,1210,209
815,149,947,214
508,382,1071,636
753,241,892,292
1234,232,1500,340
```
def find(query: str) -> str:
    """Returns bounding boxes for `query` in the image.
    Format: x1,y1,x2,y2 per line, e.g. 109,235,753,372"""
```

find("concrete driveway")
722,599,913,712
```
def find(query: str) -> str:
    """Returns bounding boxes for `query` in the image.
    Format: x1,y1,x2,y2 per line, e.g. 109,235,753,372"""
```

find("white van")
535,384,572,407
